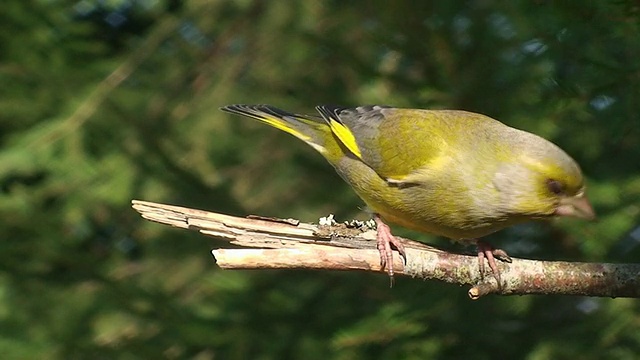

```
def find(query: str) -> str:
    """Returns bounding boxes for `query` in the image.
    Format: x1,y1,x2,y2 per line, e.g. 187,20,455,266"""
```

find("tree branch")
131,200,640,299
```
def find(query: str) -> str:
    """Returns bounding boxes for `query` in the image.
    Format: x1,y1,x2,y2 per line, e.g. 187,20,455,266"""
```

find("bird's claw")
374,215,406,283
476,240,510,287
492,248,512,263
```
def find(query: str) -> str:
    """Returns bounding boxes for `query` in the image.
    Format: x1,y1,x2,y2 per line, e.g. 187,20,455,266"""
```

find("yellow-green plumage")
221,104,592,242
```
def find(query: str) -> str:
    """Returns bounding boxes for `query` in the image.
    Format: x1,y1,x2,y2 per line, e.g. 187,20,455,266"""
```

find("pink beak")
555,194,596,220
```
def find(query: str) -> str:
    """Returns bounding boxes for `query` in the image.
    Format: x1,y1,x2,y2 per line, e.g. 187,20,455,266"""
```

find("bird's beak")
555,193,596,220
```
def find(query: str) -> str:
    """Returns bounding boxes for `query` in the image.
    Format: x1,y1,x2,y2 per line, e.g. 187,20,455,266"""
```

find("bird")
220,104,595,284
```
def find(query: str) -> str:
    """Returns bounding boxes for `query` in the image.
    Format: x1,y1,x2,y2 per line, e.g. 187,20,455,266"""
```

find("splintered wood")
132,200,640,299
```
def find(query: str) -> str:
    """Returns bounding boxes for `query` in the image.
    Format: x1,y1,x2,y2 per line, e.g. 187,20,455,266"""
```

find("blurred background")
1,0,639,358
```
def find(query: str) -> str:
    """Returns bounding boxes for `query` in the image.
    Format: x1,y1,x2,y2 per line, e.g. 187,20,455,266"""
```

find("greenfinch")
221,105,595,283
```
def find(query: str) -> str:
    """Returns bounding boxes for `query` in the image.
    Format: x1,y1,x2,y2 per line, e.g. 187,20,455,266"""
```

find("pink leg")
476,240,512,287
374,214,406,280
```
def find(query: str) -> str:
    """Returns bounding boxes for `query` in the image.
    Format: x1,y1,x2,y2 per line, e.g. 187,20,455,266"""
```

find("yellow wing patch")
328,119,362,159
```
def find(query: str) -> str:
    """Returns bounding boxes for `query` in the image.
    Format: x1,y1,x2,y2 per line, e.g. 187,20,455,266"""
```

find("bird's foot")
374,215,406,284
476,240,512,287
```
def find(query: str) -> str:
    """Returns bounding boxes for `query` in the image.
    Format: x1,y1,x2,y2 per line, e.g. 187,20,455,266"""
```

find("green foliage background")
1,0,639,358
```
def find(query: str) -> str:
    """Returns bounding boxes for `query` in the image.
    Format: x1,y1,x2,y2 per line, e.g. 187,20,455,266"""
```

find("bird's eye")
546,179,564,195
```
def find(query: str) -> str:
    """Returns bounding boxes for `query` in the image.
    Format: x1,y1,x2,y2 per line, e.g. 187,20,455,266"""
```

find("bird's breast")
332,155,515,240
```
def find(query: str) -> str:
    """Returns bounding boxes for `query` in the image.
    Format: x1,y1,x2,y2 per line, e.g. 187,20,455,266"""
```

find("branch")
131,200,640,299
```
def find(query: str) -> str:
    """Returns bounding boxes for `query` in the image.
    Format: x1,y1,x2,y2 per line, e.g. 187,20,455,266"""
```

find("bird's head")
493,134,595,221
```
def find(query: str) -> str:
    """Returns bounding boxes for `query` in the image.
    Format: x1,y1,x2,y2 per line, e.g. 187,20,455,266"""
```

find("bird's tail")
220,104,332,155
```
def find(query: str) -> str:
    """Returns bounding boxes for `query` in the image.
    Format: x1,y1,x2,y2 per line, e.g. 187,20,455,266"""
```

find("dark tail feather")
221,104,329,153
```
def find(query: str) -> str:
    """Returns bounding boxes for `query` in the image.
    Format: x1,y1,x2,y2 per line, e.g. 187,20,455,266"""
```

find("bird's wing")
316,105,465,184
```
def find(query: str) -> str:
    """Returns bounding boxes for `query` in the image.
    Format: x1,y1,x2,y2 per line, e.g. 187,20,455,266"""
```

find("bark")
132,200,640,299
